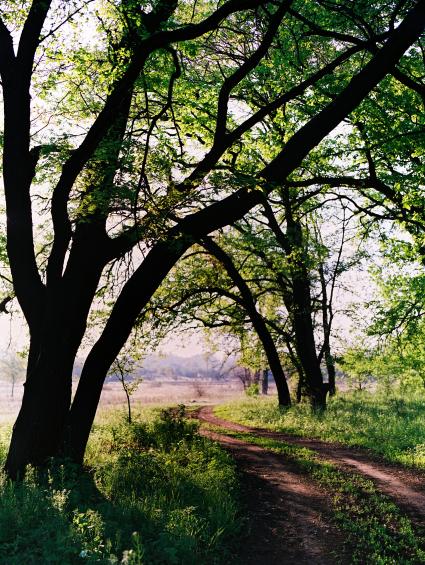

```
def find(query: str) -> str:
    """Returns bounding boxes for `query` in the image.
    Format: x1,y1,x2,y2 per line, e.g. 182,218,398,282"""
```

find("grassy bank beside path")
0,406,240,564
215,392,425,468
202,424,425,565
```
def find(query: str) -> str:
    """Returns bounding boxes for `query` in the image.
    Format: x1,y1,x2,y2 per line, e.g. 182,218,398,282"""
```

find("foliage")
215,393,425,468
1,0,424,468
342,242,425,394
340,334,425,395
244,383,260,397
338,346,376,391
0,408,240,564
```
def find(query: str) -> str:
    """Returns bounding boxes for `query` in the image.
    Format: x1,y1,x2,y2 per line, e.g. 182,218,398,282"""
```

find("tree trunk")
291,273,327,409
318,263,336,396
325,352,336,397
65,236,192,463
4,230,108,477
296,373,303,403
263,201,326,408
5,338,75,479
201,237,291,407
262,368,269,395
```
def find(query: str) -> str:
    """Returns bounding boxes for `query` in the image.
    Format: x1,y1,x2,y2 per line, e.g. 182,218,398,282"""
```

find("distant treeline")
73,354,236,382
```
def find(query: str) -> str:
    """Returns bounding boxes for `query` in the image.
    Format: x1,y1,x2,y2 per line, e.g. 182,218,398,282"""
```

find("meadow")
215,391,425,468
1,388,425,563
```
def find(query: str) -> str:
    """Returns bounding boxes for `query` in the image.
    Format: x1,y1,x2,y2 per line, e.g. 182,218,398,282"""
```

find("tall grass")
0,406,240,564
215,392,425,467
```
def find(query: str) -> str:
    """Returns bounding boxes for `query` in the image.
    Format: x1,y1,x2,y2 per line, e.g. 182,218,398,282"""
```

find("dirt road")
196,406,425,564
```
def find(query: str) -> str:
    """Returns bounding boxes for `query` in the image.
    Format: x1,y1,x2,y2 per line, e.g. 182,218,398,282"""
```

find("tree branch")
214,0,293,142
17,0,53,79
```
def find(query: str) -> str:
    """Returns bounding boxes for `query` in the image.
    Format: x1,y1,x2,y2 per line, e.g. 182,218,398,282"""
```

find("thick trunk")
285,214,326,408
5,337,74,479
5,236,107,477
291,273,327,409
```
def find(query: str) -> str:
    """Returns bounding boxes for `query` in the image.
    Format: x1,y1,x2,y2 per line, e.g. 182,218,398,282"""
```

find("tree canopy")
0,0,424,476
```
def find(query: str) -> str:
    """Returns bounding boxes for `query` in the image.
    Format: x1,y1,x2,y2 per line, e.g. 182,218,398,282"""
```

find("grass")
204,425,425,565
215,391,425,467
0,405,241,564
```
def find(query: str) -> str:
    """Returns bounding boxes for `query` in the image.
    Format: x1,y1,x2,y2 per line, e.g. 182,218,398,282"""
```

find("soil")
195,406,425,564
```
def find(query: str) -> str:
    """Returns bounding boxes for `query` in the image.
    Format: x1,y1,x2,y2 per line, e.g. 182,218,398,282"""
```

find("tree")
146,237,292,404
364,239,425,393
201,237,291,405
338,345,374,392
0,0,424,477
220,191,361,404
0,351,25,399
108,353,143,424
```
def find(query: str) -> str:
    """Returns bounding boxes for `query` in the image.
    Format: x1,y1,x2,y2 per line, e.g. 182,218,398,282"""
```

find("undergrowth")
207,426,425,565
215,392,425,467
0,405,240,564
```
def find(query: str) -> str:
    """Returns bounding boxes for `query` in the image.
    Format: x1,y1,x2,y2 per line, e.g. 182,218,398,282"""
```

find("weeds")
0,406,240,564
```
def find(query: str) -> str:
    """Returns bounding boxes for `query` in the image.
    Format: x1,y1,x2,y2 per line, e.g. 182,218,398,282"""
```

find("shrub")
245,383,260,397
0,407,240,564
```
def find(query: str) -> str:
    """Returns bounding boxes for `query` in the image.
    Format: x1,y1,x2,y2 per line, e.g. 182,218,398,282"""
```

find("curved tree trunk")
201,237,291,407
65,237,191,463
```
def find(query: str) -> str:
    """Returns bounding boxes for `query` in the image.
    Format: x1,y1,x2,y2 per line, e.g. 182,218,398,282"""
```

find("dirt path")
197,406,425,526
205,429,350,564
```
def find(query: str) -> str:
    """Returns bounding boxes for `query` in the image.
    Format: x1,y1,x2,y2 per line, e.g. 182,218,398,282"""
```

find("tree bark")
5,334,75,478
262,368,269,395
291,271,327,409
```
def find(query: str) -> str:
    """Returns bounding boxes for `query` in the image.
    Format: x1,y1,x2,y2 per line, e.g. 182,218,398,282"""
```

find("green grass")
205,426,425,565
215,392,425,467
0,406,241,564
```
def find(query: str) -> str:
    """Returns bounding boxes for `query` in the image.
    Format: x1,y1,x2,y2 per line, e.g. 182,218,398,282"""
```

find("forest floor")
195,405,425,564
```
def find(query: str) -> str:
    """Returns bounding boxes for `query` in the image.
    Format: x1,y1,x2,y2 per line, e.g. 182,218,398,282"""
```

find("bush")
245,383,259,397
0,406,241,564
